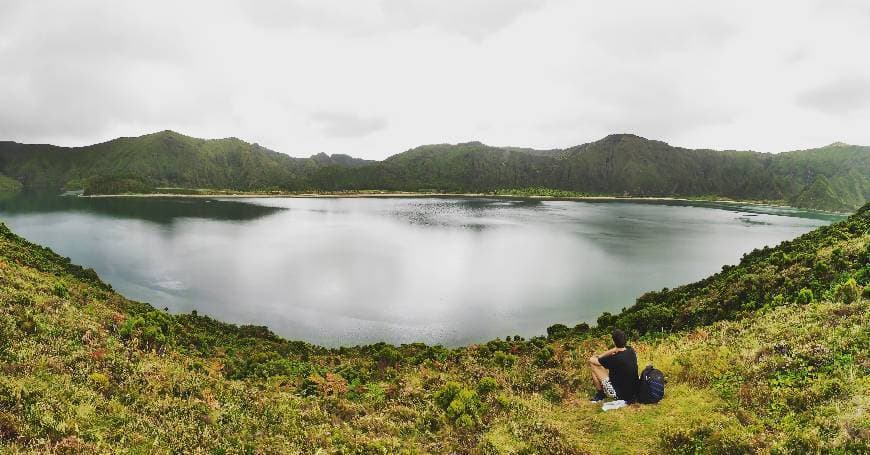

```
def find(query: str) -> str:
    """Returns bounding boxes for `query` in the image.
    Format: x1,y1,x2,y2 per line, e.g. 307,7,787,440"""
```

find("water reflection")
0,195,841,346
0,191,283,224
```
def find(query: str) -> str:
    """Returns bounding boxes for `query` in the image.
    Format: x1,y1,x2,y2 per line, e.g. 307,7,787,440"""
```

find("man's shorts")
601,377,617,398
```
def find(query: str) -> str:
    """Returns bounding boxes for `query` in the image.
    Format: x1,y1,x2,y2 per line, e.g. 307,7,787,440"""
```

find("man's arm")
589,347,620,366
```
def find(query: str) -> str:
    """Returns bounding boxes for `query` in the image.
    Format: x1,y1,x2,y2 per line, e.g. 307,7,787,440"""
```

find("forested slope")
1,131,868,211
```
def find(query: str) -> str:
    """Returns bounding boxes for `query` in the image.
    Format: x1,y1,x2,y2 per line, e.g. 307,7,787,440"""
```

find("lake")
0,193,842,346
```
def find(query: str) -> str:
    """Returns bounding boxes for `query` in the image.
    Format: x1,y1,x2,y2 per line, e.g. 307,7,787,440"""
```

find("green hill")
1,131,869,211
0,172,22,194
0,131,372,194
320,134,869,212
0,198,867,452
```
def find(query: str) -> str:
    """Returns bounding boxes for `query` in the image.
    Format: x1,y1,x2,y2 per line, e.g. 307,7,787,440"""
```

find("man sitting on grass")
588,328,638,405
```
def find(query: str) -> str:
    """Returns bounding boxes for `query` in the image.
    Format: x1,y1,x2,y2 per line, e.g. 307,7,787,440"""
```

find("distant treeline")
1,131,868,211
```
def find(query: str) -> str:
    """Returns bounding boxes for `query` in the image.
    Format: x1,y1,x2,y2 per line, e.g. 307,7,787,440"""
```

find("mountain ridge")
0,130,868,211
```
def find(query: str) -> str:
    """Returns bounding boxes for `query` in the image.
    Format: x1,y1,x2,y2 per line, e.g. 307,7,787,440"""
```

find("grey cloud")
241,0,545,40
310,112,388,138
815,0,870,20
1,0,870,158
240,1,374,34
380,0,545,41
796,78,870,115
581,6,739,57
0,1,226,142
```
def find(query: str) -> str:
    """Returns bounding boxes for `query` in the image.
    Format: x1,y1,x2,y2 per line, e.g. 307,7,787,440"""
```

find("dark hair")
612,329,627,348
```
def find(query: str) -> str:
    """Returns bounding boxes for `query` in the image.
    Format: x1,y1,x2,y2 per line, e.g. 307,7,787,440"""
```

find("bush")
535,346,556,367
493,351,516,368
573,322,590,333
796,288,814,305
546,323,569,339
434,382,482,427
376,346,401,367
477,377,498,395
835,278,860,304
52,282,69,298
224,350,301,380
118,310,176,351
597,311,617,328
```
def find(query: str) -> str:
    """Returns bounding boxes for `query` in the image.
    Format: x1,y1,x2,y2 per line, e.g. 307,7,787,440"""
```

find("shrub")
434,382,482,427
362,383,386,404
493,351,516,368
224,350,301,380
835,278,860,304
52,282,69,298
546,323,569,339
573,322,590,333
118,310,176,351
376,346,401,367
796,288,814,305
477,377,498,395
597,311,617,328
535,346,556,367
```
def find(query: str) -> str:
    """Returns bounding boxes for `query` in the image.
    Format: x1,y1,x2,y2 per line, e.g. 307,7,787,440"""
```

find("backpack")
636,365,666,404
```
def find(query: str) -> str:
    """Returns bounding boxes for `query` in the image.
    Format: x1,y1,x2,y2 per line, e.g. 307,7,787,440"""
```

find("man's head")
612,329,627,348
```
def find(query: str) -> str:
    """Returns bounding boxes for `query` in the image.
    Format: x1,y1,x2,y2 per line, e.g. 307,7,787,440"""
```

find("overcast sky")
1,0,869,159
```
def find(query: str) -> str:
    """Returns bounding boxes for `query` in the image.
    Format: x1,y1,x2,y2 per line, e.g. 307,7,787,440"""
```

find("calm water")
0,193,842,346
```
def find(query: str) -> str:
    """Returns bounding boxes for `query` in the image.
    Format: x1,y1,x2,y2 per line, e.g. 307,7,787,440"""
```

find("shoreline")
77,191,850,214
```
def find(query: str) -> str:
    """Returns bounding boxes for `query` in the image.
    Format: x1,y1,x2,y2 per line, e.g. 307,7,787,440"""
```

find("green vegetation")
0,197,867,452
2,132,868,211
0,131,372,194
0,172,22,194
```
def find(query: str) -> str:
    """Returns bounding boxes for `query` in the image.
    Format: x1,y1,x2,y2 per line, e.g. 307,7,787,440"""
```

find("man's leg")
588,357,609,390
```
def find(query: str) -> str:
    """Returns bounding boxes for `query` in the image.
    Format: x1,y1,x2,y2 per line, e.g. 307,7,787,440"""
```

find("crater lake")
0,193,842,346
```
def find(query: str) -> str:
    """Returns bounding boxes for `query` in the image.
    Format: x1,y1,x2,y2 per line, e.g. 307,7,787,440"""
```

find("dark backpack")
636,365,666,404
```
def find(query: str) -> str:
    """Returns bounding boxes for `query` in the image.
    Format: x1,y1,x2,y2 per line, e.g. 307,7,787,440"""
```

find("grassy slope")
0,205,867,453
2,132,868,211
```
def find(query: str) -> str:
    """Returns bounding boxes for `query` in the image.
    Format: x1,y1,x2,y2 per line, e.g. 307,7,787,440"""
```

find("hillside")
320,135,869,212
0,131,372,194
0,200,867,452
0,132,868,211
0,173,22,194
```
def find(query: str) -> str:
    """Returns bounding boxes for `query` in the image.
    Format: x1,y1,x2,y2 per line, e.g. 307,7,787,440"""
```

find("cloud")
578,2,740,57
1,0,870,158
310,112,388,138
239,1,379,34
239,0,545,41
380,0,545,41
796,78,870,115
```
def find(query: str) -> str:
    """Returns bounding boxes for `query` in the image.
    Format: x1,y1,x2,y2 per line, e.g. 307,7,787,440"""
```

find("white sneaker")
601,400,627,411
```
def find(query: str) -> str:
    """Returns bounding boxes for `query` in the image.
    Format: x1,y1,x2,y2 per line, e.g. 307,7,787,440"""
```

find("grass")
0,204,867,452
